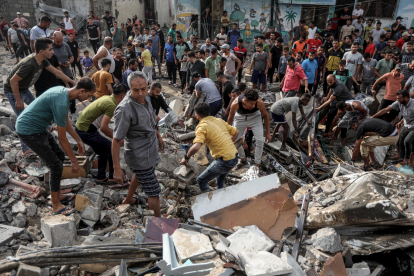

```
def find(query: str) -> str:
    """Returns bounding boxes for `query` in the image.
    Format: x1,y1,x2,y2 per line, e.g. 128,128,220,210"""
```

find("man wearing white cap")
220,43,241,87
14,12,29,28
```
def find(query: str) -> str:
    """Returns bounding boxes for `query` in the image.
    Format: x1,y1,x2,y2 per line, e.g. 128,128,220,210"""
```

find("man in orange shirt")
91,58,114,100
292,35,306,58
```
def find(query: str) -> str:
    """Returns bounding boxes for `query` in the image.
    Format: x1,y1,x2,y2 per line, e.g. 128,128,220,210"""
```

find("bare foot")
121,197,137,205
401,158,409,165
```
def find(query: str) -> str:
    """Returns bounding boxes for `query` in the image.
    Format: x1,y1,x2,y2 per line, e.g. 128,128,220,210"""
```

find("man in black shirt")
217,71,234,120
149,82,170,121
103,11,114,36
350,117,398,170
156,24,165,62
268,37,283,84
320,25,334,42
338,7,352,35
86,17,100,54
341,36,352,53
34,54,61,97
67,32,83,78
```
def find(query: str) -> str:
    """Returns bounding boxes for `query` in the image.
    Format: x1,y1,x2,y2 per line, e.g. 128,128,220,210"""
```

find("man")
401,60,414,87
360,53,377,95
382,39,401,62
265,32,278,49
205,48,221,84
155,24,165,59
34,52,61,97
30,16,51,52
324,39,344,93
372,64,404,122
67,32,83,78
312,45,326,95
234,39,247,83
111,21,123,52
352,3,364,23
228,88,271,169
394,26,407,42
371,90,413,165
4,38,75,156
343,42,362,93
399,41,414,64
307,21,319,40
14,12,29,29
270,94,311,151
280,57,309,95
112,72,165,216
76,83,127,183
138,43,153,84
321,25,334,41
201,38,215,57
217,71,234,119
397,32,409,50
391,16,404,39
250,44,269,93
227,23,240,50
216,27,228,46
323,34,334,55
373,50,394,94
8,24,19,63
328,100,369,143
180,103,239,193
364,19,375,47
86,16,100,54
301,51,318,95
289,19,306,42
352,16,364,38
92,59,114,99
338,7,352,35
305,32,322,57
292,35,306,58
150,28,161,76
93,37,115,74
350,117,398,171
132,28,143,70
169,23,177,43
258,36,270,54
221,44,241,87
268,37,283,84
0,17,9,45
142,27,151,44
122,59,138,87
373,34,387,60
103,11,114,35
193,72,222,116
264,26,281,40
316,75,354,139
186,51,205,93
149,82,170,121
63,11,77,37
163,35,177,86
16,78,95,215
370,22,387,44
341,35,352,53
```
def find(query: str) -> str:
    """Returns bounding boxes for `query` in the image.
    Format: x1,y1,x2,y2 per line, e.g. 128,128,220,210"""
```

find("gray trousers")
360,79,375,95
225,74,237,87
234,111,264,165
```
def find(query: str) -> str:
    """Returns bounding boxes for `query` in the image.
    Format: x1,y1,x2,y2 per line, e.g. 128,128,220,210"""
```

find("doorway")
144,0,155,25
200,0,212,39
300,5,330,29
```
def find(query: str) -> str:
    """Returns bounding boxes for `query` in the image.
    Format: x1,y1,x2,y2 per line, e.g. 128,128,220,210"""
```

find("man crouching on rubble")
180,103,239,193
349,117,399,171
16,78,96,216
112,71,165,217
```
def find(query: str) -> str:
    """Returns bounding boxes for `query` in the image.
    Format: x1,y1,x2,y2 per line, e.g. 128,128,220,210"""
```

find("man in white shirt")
308,21,319,40
352,3,364,24
216,27,227,46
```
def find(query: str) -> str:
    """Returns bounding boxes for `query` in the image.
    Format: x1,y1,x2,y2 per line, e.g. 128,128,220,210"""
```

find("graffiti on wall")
175,0,199,40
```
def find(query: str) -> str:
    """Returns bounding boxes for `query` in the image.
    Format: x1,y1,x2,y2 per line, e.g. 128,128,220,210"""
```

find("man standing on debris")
16,78,96,215
327,100,369,143
112,71,164,217
270,94,312,151
280,57,309,96
186,51,205,93
3,38,75,157
228,88,271,170
315,74,354,142
180,102,239,193
30,16,51,53
193,72,223,116
221,44,241,87
350,117,399,171
149,82,171,121
93,37,115,74
75,83,127,183
63,11,77,38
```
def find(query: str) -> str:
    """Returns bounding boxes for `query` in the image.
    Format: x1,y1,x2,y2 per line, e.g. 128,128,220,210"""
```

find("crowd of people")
2,6,414,217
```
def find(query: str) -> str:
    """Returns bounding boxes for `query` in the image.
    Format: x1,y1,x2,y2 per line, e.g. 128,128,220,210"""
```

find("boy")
250,44,269,92
360,52,377,95
219,56,227,71
327,13,339,38
179,48,189,93
277,46,289,83
126,42,136,63
67,32,83,78
205,48,211,57
364,36,375,57
82,50,93,73
333,59,358,89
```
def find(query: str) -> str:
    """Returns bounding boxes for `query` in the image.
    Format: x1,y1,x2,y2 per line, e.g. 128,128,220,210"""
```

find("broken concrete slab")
81,205,100,221
12,201,26,214
306,246,334,262
100,210,120,227
311,227,343,254
41,215,77,247
319,253,347,276
332,163,363,178
173,165,195,183
346,262,370,276
16,263,41,276
169,99,184,117
238,251,292,276
0,224,25,245
75,194,93,212
171,228,216,262
60,178,81,189
280,252,306,276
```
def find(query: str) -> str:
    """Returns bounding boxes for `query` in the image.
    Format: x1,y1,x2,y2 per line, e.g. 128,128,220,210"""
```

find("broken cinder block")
171,228,216,262
41,215,77,247
16,263,41,276
238,251,292,276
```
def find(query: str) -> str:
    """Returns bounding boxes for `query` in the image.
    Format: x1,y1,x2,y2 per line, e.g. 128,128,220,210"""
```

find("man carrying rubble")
270,94,312,151
349,117,399,171
75,83,128,183
112,72,165,217
16,78,96,215
180,102,239,193
3,38,75,157
228,88,271,170
327,100,369,143
193,72,222,116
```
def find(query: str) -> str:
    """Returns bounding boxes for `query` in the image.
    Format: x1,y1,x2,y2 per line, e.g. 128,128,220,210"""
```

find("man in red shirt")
234,38,247,83
364,36,375,57
305,32,322,57
397,32,409,50
328,13,339,38
280,56,309,95
0,17,9,43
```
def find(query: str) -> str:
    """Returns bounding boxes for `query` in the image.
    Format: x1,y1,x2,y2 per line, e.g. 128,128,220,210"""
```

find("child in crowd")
277,46,290,82
82,50,94,73
179,48,189,93
333,59,358,89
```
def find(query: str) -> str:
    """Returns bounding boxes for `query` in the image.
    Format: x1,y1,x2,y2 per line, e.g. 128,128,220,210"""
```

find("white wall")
61,0,90,17
112,0,145,25
155,0,175,28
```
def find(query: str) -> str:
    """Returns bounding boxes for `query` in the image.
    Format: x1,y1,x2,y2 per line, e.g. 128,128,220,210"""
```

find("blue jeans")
5,89,36,152
152,54,161,75
75,128,114,180
197,154,238,192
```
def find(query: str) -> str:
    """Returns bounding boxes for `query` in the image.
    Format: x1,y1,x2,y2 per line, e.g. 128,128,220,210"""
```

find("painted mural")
395,0,414,28
175,0,200,40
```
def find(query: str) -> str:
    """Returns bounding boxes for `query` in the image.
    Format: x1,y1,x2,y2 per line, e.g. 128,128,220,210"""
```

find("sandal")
52,207,76,216
22,151,37,158
234,159,248,170
362,165,373,171
370,162,381,170
168,81,172,85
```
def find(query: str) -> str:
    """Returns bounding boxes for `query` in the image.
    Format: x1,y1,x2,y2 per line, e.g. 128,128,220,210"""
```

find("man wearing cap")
221,43,241,87
352,3,364,24
14,12,29,28
397,32,409,51
392,16,404,39
372,64,404,122
193,72,223,116
63,11,77,38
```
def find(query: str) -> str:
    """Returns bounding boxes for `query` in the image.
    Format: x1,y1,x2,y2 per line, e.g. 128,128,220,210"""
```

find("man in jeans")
180,103,239,193
150,28,161,76
163,35,177,86
16,78,95,215
221,44,241,87
75,83,127,183
193,72,222,116
3,37,75,157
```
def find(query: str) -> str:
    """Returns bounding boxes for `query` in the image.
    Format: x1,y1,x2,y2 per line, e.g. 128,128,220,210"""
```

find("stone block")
311,227,343,253
16,263,41,276
239,251,292,276
60,178,81,189
100,210,120,227
81,206,100,221
171,228,216,262
12,201,26,214
280,252,306,276
41,215,77,247
25,203,37,217
169,99,184,116
75,194,93,212
4,152,16,163
0,224,25,245
12,213,27,228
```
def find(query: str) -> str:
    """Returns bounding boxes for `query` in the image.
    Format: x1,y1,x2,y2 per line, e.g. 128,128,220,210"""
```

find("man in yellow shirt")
138,43,153,84
91,58,114,100
180,102,239,193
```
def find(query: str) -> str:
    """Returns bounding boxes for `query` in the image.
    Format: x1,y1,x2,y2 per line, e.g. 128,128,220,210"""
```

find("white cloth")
352,9,364,23
97,46,115,73
64,17,74,30
308,27,318,39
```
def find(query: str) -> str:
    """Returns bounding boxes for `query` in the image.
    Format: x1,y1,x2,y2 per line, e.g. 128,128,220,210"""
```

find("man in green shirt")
169,23,177,43
258,36,269,53
75,83,128,183
205,48,221,83
111,21,124,53
374,50,394,93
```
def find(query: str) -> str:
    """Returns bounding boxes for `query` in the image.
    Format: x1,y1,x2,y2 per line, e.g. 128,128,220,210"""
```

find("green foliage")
251,20,259,29
230,10,245,23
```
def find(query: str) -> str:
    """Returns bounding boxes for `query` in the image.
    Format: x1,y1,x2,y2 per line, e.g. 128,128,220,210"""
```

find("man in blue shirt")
163,35,177,86
122,59,138,88
300,51,318,95
227,23,240,50
16,78,96,216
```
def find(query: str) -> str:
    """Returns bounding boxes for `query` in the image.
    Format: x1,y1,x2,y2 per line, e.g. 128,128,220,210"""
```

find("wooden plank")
292,191,311,261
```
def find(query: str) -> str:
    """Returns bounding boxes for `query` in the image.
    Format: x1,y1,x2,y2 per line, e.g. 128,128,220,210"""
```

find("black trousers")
16,44,29,58
237,57,244,83
180,71,187,90
71,60,84,77
89,39,100,54
278,73,285,83
268,67,276,84
166,61,177,83
378,99,399,122
325,105,347,138
57,78,76,114
323,70,334,94
299,83,314,95
352,80,359,94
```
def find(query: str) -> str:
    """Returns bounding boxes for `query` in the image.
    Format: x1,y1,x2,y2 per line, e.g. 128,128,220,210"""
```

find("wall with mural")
175,0,200,40
394,0,414,28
